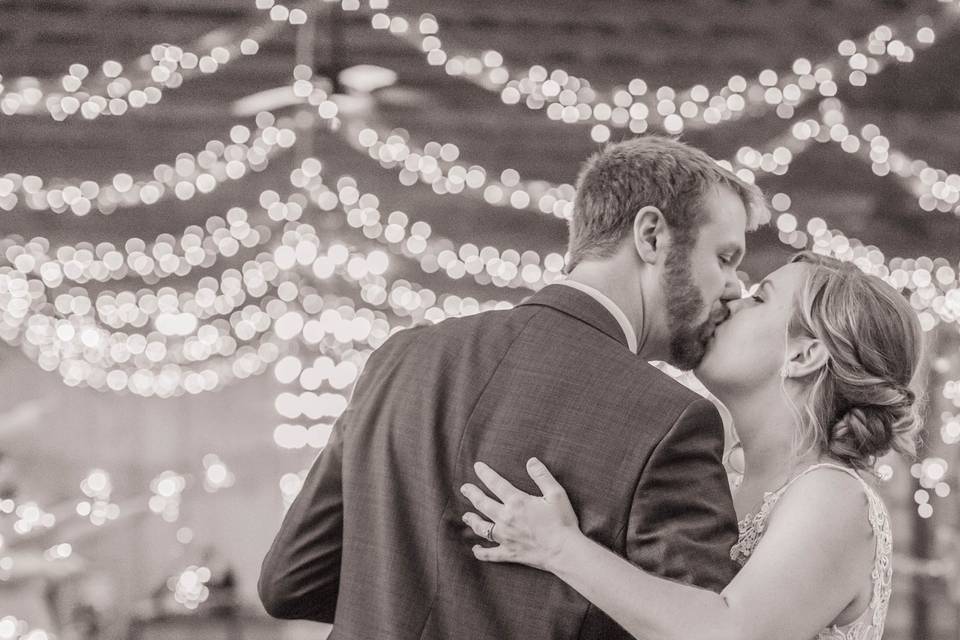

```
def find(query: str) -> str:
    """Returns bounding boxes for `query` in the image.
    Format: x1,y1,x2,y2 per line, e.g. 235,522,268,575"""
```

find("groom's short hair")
566,135,767,271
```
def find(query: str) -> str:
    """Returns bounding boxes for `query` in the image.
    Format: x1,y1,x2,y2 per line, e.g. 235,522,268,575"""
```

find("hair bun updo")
788,252,925,471
828,384,920,469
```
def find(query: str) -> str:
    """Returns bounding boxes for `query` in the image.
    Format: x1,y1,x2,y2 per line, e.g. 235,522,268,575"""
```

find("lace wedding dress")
730,462,892,640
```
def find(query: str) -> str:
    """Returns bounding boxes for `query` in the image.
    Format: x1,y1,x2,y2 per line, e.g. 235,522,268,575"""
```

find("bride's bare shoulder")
770,465,875,542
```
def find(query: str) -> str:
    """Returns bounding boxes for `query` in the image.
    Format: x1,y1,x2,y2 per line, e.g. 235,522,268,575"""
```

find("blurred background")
0,0,959,638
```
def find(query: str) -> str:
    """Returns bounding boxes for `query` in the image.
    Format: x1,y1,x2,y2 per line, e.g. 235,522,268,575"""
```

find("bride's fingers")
473,461,524,503
461,512,494,539
525,457,567,502
460,483,505,521
472,544,513,564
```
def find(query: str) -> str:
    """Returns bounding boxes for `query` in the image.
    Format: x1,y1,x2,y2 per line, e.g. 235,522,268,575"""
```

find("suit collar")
519,284,632,351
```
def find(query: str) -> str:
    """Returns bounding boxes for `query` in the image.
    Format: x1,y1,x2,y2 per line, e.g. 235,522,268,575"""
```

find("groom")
259,136,768,638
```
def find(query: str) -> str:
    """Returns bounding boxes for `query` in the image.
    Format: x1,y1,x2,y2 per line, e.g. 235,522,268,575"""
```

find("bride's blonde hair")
785,251,924,471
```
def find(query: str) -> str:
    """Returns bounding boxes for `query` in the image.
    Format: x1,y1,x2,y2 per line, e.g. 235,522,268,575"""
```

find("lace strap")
773,462,863,498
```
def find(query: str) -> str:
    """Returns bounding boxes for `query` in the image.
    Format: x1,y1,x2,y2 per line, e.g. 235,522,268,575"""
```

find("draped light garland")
351,0,960,220
342,96,960,222
369,1,953,136
0,147,522,399
297,165,567,289
808,103,960,215
0,211,274,286
0,115,297,216
0,69,345,217
251,0,311,25
0,239,511,396
0,16,284,121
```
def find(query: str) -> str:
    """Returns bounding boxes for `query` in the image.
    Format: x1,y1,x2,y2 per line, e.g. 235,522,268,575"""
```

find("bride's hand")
460,458,582,573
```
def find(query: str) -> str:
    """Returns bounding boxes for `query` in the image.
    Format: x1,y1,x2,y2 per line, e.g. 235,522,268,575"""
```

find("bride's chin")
693,346,723,392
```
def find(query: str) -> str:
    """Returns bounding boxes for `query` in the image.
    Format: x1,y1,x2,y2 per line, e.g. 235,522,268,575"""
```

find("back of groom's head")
566,135,768,272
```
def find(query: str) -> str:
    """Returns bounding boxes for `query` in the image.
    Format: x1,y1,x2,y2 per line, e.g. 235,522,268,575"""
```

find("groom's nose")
720,273,741,302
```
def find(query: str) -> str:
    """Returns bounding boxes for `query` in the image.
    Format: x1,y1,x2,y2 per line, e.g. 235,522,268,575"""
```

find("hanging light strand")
0,17,284,120
295,162,567,290
0,112,298,216
368,2,951,135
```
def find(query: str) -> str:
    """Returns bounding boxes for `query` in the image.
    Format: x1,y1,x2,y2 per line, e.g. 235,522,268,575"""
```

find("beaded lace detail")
730,463,892,640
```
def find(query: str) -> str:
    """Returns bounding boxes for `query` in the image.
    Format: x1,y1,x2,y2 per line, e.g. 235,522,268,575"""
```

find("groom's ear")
783,337,830,379
632,206,667,265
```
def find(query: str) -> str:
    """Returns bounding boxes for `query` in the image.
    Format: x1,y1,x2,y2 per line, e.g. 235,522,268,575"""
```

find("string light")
333,109,958,329
2,174,933,405
774,210,960,328
279,470,308,509
0,18,282,120
43,543,73,563
149,471,187,522
373,4,950,134
2,161,518,393
340,95,960,228
1,223,511,396
0,156,950,403
355,1,960,226
77,468,120,526
12,502,55,536
202,454,236,492
810,100,960,215
251,0,310,25
295,162,567,290
942,411,960,443
0,210,274,286
168,565,213,610
0,616,51,640
0,113,296,215
910,457,952,518
330,104,791,221
270,282,513,453
343,121,576,220
945,381,960,408
18,325,290,398
0,74,343,218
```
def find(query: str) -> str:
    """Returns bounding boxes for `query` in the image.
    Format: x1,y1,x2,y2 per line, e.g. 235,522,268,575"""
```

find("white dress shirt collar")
555,280,638,354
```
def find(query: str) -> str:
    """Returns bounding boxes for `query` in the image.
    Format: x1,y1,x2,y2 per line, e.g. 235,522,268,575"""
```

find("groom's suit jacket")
259,284,739,639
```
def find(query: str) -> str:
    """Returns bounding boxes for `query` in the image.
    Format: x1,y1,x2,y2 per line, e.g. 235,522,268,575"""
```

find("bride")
460,251,922,640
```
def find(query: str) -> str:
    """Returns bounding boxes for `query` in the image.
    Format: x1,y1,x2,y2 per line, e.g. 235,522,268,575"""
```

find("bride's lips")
703,316,726,345
704,309,730,341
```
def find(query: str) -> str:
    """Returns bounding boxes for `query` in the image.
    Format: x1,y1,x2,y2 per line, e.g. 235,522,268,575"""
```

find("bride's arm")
461,459,873,640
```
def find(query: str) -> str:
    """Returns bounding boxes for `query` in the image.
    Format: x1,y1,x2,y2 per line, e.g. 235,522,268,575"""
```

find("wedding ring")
482,522,496,542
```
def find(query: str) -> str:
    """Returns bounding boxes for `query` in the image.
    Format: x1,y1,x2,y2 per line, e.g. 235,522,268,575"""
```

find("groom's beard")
663,247,711,370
